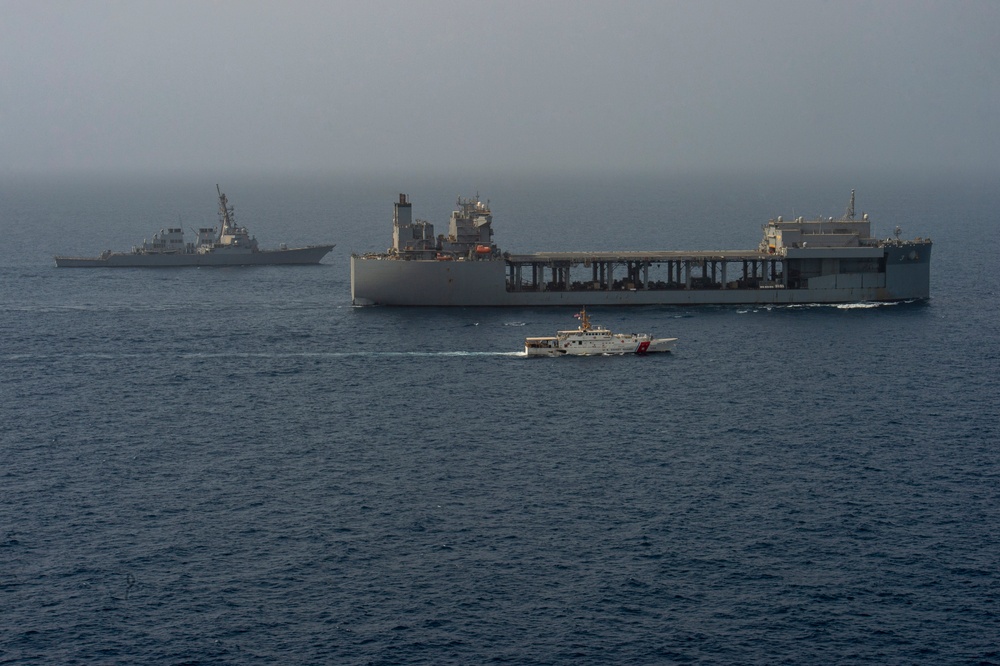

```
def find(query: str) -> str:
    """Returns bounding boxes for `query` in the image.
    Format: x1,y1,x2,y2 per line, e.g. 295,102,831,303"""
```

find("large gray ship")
351,191,931,306
55,186,334,267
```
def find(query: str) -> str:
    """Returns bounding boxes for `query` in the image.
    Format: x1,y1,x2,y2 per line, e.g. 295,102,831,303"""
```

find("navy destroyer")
55,186,334,267
351,191,931,306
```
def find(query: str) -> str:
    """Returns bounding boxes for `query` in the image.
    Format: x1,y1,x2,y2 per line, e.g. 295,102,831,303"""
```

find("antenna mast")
216,184,235,239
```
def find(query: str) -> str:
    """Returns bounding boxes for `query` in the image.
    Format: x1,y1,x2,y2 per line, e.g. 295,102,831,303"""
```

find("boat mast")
216,184,235,240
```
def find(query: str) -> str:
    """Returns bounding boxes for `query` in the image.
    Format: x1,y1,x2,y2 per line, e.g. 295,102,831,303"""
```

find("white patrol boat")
524,309,677,357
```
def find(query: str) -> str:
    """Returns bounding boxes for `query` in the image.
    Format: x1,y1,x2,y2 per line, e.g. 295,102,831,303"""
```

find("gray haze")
2,0,998,175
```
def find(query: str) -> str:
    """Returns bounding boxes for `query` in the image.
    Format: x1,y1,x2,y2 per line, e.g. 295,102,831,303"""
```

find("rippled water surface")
2,172,998,664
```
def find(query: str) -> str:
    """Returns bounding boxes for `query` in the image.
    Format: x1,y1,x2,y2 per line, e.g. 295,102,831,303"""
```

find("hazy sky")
2,1,998,175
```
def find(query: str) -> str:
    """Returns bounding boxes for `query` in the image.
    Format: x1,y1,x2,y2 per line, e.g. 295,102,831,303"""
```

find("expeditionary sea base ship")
351,190,930,306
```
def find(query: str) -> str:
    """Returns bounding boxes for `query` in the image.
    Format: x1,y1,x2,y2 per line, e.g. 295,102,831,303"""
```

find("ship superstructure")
55,186,334,267
389,193,497,260
352,190,931,306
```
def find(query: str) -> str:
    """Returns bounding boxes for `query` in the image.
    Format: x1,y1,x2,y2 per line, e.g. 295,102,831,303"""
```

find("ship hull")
351,243,931,306
55,245,334,267
525,337,677,357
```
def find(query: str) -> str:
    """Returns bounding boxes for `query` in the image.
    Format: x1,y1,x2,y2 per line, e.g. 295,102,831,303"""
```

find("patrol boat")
55,186,334,267
525,309,678,357
351,191,931,306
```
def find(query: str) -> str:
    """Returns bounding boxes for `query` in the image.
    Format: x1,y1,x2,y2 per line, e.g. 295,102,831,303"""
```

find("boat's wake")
184,351,527,359
4,351,529,361
834,301,899,309
738,301,908,313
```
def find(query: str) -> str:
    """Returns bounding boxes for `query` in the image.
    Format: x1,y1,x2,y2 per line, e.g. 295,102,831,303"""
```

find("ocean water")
1,170,998,664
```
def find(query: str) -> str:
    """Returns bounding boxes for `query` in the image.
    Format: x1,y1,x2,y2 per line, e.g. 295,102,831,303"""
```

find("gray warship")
55,186,334,267
351,191,931,306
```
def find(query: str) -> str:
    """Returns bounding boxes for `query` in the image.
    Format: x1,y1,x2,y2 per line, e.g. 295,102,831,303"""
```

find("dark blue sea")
2,170,998,664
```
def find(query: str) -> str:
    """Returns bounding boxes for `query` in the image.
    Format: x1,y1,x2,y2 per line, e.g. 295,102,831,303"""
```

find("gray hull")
351,243,931,306
56,245,334,267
